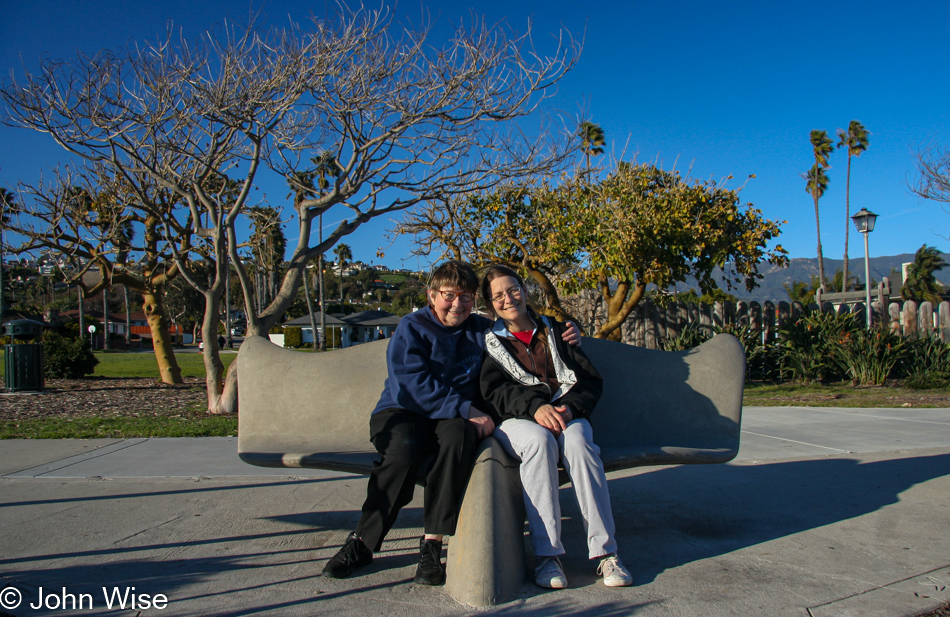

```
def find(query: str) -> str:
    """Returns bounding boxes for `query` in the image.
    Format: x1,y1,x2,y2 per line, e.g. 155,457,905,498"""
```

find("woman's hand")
554,404,573,423
467,407,496,439
534,404,567,436
561,321,583,346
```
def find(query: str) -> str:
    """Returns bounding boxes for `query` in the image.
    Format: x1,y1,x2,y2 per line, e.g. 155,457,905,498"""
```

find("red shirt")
511,329,534,346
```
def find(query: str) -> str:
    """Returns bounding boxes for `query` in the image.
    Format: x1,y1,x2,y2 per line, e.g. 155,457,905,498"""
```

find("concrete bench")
237,333,745,606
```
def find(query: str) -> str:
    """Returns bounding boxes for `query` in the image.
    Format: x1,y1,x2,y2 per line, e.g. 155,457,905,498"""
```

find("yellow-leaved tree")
399,161,788,340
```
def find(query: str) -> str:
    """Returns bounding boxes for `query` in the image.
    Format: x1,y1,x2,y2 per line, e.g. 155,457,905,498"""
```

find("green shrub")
778,311,859,383
834,326,908,386
714,323,783,382
898,335,950,388
42,331,99,378
903,370,950,390
283,326,303,348
60,322,83,338
661,324,711,351
898,335,950,378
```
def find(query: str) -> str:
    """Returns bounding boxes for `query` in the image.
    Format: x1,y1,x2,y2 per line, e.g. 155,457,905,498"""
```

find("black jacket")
479,315,603,424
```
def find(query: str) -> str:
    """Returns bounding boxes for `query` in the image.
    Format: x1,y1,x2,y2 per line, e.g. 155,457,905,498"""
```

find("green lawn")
93,350,238,378
0,348,237,379
379,273,410,283
743,381,950,408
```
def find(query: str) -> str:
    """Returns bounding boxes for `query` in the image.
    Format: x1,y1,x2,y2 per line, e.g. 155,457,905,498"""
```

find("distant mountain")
683,253,950,303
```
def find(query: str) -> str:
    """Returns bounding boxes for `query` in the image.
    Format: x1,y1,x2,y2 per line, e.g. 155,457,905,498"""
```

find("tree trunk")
141,290,183,384
594,279,646,341
813,190,827,291
524,266,575,323
225,255,232,349
207,358,240,415
124,286,131,349
843,154,852,293
102,290,110,350
318,214,327,351
78,285,85,337
304,266,318,351
200,288,227,413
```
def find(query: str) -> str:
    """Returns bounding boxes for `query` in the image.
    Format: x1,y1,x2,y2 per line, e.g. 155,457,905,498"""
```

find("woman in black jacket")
479,265,631,590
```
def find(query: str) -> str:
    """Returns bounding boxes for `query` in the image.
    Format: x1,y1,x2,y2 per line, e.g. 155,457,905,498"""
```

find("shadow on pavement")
3,451,949,615
585,451,950,585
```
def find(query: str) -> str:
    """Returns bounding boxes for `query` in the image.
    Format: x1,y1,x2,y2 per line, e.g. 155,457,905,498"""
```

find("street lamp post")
850,208,879,327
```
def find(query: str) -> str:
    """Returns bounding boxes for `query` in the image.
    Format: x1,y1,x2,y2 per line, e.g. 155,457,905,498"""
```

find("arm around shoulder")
551,320,603,419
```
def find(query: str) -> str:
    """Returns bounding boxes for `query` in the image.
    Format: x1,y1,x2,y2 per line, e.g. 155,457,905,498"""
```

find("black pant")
355,408,478,552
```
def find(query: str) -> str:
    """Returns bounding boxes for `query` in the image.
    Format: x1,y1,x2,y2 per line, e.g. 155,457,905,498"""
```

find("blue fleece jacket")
371,306,490,420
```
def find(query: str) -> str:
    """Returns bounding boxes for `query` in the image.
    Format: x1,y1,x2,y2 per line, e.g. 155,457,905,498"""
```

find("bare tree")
3,169,189,383
3,16,341,408
2,6,579,413
258,9,580,330
913,144,950,209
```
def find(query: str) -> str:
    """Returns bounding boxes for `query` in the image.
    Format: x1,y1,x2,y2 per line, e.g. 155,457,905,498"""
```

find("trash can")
3,319,45,392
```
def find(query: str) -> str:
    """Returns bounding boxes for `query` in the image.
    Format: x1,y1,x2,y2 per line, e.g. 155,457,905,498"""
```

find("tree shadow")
0,478,342,510
558,451,950,586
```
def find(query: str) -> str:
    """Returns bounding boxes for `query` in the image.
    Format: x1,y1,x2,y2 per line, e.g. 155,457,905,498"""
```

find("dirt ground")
0,378,208,420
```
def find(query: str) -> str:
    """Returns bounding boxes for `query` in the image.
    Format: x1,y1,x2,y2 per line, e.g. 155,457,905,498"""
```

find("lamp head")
850,208,878,233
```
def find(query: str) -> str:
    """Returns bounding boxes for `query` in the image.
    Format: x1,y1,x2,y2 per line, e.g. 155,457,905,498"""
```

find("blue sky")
3,0,949,271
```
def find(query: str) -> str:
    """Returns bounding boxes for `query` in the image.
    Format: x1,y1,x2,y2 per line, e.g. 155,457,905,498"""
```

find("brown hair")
427,261,479,304
480,264,526,307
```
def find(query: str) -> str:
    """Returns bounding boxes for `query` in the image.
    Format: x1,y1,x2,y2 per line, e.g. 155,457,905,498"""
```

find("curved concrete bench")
237,333,745,606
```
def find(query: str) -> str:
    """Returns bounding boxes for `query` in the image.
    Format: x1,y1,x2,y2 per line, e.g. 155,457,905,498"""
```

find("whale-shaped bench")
237,333,745,606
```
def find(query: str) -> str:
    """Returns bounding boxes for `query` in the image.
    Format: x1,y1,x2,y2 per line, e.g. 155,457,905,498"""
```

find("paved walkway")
1,406,949,616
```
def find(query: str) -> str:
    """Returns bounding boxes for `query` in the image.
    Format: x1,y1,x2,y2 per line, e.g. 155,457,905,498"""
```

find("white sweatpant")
493,417,618,560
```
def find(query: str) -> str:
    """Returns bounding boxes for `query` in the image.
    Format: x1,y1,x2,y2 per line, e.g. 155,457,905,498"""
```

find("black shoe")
414,537,446,585
322,532,372,578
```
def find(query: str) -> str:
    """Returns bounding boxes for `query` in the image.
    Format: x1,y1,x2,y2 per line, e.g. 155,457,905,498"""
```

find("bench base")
445,437,526,607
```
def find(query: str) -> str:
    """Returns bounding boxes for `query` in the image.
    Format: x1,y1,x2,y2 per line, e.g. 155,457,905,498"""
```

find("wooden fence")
618,297,950,350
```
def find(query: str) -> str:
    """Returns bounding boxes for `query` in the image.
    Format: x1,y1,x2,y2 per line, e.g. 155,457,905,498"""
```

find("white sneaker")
597,554,633,587
535,556,568,589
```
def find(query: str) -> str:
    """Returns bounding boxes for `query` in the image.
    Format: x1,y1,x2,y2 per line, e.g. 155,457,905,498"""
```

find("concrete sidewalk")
1,406,949,616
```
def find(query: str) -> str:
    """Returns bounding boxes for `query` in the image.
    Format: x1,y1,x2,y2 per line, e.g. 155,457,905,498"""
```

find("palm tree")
247,206,286,311
836,121,870,292
333,243,352,314
804,164,830,291
806,129,833,291
829,268,860,295
577,121,606,178
784,278,819,306
901,245,948,305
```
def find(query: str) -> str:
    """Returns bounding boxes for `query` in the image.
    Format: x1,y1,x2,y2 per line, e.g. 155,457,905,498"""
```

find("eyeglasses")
491,286,523,304
433,289,474,304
